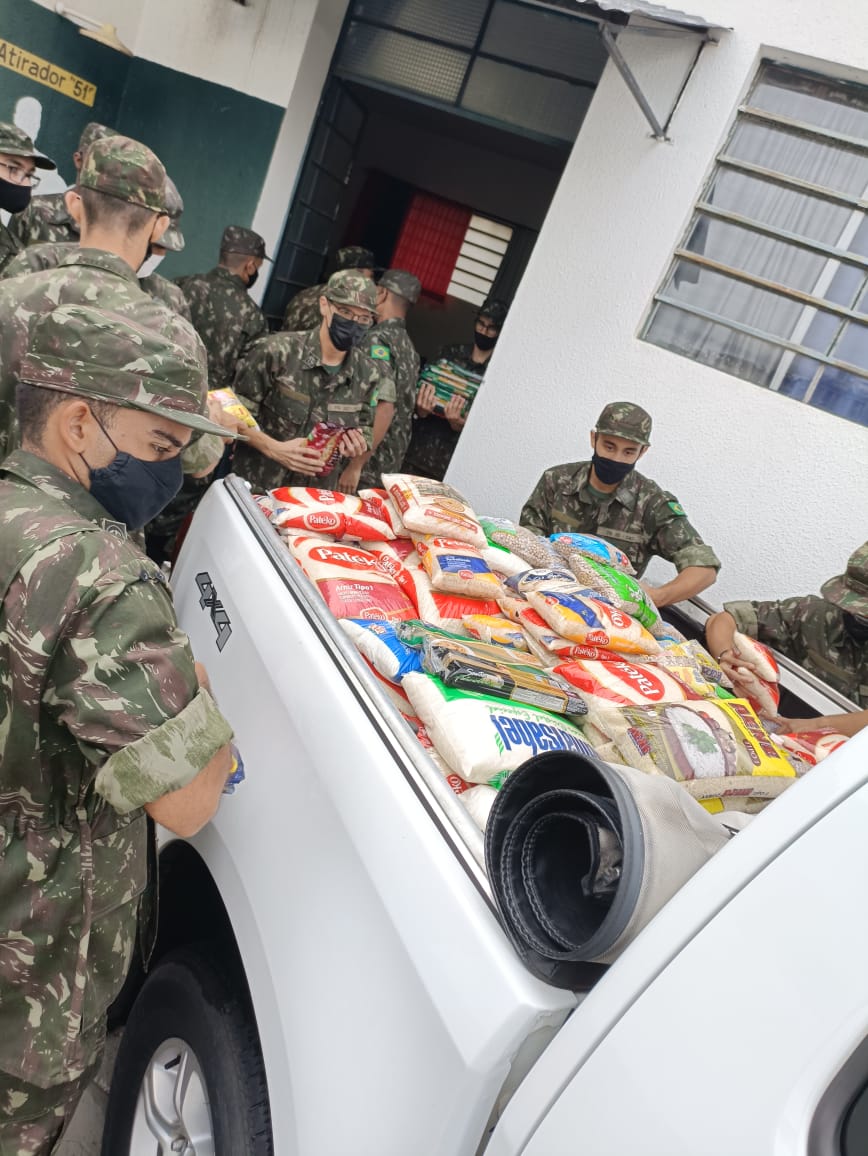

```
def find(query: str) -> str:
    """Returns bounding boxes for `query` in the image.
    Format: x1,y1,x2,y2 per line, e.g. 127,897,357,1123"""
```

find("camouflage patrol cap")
221,225,271,261
595,401,653,446
78,134,167,213
0,121,56,170
821,543,868,618
18,304,233,439
335,246,377,273
77,121,115,155
378,269,421,304
324,269,377,312
159,175,185,253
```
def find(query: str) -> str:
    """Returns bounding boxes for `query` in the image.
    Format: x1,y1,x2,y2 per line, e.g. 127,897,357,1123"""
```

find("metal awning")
520,0,731,140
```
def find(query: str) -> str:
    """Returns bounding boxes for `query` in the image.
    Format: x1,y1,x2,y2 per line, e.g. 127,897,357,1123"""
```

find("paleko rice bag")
462,615,530,650
382,474,487,549
590,697,796,810
414,535,503,600
773,730,849,768
269,488,394,542
554,658,698,707
286,536,416,621
728,631,781,718
498,595,627,664
403,672,598,785
408,568,500,633
649,640,728,698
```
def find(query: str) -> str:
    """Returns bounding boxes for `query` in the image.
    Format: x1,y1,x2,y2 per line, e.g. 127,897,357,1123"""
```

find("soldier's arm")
519,472,554,537
642,491,720,606
781,708,868,738
237,305,269,368
706,596,806,684
45,555,234,833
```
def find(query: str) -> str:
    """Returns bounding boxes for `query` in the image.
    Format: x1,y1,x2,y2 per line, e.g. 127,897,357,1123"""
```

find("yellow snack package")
208,387,259,430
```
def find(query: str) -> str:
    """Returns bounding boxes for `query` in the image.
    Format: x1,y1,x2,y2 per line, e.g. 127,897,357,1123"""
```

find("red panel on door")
391,192,472,299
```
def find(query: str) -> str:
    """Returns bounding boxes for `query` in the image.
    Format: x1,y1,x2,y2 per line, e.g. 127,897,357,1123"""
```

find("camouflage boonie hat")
159,175,185,253
221,225,271,262
18,304,233,439
78,134,167,213
324,270,377,312
335,246,376,273
821,543,868,617
0,121,55,170
77,121,115,155
379,269,421,304
478,297,508,329
595,401,652,446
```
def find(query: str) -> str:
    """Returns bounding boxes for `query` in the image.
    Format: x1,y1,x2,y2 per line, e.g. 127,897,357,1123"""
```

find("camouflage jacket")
5,191,78,248
0,450,232,1089
0,248,207,457
281,282,325,332
233,326,394,492
175,266,267,389
725,595,868,708
360,317,419,486
2,242,194,324
519,461,721,577
0,220,23,276
400,342,489,481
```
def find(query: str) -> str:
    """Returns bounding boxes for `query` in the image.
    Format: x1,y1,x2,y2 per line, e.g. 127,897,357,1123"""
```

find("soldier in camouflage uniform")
175,225,269,388
402,297,507,481
2,173,193,323
521,401,721,607
234,270,395,492
0,135,213,459
706,542,868,721
5,121,114,250
282,245,377,333
0,303,235,1154
355,269,421,490
0,123,56,274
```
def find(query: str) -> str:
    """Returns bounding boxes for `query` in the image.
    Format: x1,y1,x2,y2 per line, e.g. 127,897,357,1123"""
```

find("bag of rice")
550,532,636,575
403,672,597,785
730,666,781,719
359,488,411,538
554,658,699,707
408,567,500,633
402,713,464,781
732,632,780,682
773,730,848,767
340,619,423,683
269,487,394,541
382,474,487,548
479,516,561,569
362,657,413,713
414,535,503,600
522,579,660,656
463,615,529,650
364,542,420,607
590,697,796,808
461,785,498,830
552,550,661,634
648,640,727,698
480,544,531,579
498,595,627,663
286,536,416,621
422,641,587,716
728,631,781,717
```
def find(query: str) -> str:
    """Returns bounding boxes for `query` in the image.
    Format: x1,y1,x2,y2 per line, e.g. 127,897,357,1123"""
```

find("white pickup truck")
101,477,868,1156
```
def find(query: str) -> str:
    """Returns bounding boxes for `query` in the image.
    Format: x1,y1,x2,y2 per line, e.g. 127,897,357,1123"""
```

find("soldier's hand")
268,437,327,473
338,459,363,494
415,382,437,417
443,395,467,430
339,428,368,459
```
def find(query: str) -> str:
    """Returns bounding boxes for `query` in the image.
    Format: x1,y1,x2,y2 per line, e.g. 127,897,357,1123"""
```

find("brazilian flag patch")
668,500,686,516
370,344,391,361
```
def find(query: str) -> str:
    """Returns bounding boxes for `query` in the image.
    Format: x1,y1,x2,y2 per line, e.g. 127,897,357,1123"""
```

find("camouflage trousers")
0,1062,99,1156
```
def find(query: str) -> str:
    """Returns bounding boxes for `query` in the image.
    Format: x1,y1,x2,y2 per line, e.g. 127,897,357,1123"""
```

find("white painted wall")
449,0,868,607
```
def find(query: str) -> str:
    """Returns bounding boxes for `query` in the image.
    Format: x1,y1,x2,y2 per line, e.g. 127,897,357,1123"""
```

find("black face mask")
0,177,31,214
591,452,636,487
474,331,498,352
82,414,184,530
328,311,367,352
842,611,868,646
247,268,259,289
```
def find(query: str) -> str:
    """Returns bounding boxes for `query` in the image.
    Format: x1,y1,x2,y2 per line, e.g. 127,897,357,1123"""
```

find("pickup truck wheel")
101,947,272,1155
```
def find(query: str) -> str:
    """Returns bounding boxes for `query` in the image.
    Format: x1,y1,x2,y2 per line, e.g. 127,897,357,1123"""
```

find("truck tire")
101,946,273,1155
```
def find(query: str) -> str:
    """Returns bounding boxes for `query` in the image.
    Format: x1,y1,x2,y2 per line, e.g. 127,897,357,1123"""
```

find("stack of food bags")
416,359,484,414
254,477,824,831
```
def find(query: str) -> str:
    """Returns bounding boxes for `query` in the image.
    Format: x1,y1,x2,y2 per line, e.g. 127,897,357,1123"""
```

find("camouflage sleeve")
359,362,385,448
0,225,22,276
520,471,554,537
43,551,232,812
723,596,807,653
376,361,397,406
238,305,268,367
232,337,274,419
4,205,33,248
0,248,36,279
646,490,721,572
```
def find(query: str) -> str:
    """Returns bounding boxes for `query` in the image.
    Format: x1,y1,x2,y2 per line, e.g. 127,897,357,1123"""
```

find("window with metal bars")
642,61,868,428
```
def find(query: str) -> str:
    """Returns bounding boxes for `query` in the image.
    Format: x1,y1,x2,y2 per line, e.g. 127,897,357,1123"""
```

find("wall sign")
0,39,96,106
